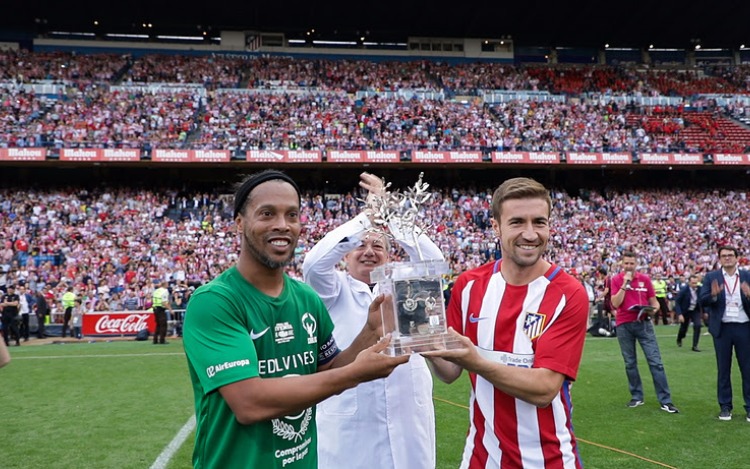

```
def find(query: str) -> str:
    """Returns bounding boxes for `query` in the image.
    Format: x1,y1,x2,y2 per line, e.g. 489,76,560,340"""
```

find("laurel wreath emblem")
272,408,312,442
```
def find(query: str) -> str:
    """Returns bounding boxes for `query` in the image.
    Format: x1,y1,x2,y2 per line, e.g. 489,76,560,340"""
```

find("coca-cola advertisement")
82,312,155,336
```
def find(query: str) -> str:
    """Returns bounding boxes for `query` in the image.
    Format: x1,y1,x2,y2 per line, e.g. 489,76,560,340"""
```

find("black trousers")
654,297,671,325
677,310,702,347
62,307,72,338
36,313,46,338
19,314,29,340
713,322,750,411
2,314,20,345
153,307,167,344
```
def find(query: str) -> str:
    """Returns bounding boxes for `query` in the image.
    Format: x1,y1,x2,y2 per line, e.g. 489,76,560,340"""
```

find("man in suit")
17,284,34,342
699,245,750,421
34,287,49,339
1,284,20,347
675,274,704,351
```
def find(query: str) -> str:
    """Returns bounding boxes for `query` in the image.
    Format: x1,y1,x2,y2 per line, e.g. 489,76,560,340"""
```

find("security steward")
653,274,671,325
151,281,173,344
61,287,76,338
1,285,21,346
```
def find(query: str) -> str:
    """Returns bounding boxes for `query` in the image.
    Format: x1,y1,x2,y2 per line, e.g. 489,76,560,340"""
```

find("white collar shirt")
722,269,748,323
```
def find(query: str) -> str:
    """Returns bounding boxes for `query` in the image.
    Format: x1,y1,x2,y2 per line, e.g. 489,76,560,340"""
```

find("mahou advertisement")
82,312,155,336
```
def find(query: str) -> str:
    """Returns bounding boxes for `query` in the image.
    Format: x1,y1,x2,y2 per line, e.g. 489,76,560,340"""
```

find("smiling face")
492,197,550,270
345,230,389,284
236,180,301,271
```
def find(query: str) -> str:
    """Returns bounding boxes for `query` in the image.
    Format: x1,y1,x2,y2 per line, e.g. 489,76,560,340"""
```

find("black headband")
234,170,301,218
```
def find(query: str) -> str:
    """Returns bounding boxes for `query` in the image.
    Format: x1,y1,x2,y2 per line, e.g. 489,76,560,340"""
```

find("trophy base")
385,332,464,357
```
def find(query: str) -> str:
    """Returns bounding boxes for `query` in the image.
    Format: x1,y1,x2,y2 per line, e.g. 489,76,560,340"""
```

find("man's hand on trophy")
351,334,410,382
403,333,448,354
419,327,476,367
364,293,390,338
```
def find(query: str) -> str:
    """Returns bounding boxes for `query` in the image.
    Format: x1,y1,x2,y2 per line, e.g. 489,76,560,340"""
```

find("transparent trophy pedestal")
371,259,463,356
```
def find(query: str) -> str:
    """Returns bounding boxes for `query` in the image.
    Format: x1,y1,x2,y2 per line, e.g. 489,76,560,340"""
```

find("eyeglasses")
720,254,736,258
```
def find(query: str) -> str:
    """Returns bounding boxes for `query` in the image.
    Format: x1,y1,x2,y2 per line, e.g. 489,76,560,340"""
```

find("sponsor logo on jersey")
468,313,487,323
275,321,295,344
301,312,317,344
273,374,314,465
205,359,251,378
258,350,316,375
250,326,270,340
523,312,546,340
477,347,535,368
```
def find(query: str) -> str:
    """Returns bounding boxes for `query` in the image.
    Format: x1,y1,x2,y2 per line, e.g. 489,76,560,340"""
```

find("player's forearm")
424,356,463,383
222,367,362,425
473,362,565,408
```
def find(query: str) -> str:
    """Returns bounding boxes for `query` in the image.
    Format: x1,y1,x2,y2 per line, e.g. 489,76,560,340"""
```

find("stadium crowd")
0,183,748,329
2,51,750,154
2,50,750,340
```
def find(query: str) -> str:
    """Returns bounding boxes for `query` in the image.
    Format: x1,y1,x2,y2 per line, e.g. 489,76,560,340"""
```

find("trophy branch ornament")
367,173,462,356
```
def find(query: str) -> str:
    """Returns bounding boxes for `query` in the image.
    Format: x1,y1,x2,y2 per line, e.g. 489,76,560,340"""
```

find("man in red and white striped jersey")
423,177,589,469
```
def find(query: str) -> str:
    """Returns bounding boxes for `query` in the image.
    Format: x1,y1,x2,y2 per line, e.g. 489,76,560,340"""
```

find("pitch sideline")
150,414,196,469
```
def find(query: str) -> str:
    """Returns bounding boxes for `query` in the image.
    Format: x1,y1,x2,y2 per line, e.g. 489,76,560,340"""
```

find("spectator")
122,288,140,311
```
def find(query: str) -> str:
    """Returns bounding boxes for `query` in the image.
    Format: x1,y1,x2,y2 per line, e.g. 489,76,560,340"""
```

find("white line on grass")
150,414,196,469
12,353,184,359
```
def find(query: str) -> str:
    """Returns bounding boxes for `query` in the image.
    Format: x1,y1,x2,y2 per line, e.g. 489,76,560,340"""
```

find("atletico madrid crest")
523,312,546,340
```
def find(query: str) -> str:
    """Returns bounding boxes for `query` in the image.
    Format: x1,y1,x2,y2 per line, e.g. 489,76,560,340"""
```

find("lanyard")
724,275,739,296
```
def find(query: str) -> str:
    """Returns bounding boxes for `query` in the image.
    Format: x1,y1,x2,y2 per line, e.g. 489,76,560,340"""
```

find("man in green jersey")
183,170,409,469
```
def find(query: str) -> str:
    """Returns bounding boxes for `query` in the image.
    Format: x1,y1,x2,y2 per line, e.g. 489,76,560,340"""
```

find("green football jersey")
183,267,337,469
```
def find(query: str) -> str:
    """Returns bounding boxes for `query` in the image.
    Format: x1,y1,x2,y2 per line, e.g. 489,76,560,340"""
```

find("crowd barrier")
42,309,186,337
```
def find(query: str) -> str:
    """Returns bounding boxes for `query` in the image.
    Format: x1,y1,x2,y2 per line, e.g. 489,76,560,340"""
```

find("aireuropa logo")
206,359,250,378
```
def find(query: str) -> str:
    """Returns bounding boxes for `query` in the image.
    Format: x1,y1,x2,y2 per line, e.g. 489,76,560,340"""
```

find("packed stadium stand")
1,50,749,156
1,183,748,322
1,35,749,323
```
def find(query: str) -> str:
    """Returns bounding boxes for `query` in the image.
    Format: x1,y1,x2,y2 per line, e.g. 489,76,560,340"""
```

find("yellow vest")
62,292,76,309
653,279,667,298
152,287,168,307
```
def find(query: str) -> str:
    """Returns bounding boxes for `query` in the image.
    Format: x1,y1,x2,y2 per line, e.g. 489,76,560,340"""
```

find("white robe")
303,213,442,469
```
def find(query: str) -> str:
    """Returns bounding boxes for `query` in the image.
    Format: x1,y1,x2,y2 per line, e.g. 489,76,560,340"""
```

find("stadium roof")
3,1,747,50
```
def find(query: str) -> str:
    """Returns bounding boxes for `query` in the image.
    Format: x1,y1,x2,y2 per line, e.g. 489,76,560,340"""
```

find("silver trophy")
369,173,462,356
